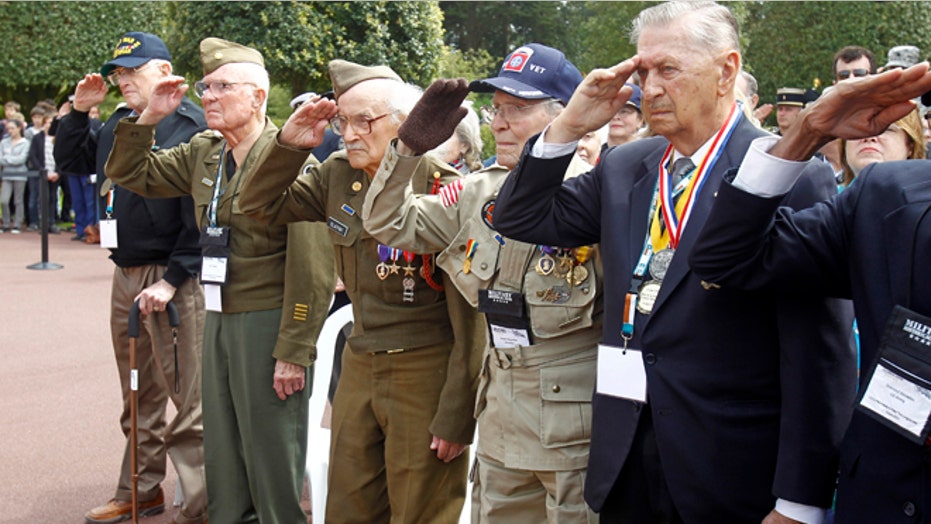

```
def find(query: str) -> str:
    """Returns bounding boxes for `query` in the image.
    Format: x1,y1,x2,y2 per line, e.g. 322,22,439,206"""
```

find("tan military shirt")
237,139,485,444
104,118,336,367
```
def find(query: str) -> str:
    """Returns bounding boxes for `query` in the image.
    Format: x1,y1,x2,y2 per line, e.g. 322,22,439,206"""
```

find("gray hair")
631,1,739,54
361,78,423,125
739,70,758,98
453,105,484,172
217,62,271,113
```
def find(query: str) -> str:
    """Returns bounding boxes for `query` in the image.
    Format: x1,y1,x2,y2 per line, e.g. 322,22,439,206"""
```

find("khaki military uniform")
105,118,336,524
237,140,485,524
363,141,603,523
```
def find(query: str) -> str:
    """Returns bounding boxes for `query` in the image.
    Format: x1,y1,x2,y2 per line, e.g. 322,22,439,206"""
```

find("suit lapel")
628,147,666,279
648,118,763,317
882,178,931,308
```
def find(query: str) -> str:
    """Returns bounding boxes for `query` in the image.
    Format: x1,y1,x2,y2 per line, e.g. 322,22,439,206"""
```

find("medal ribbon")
651,102,742,250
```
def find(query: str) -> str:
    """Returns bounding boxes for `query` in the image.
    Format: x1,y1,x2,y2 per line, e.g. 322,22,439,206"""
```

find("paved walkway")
0,232,311,523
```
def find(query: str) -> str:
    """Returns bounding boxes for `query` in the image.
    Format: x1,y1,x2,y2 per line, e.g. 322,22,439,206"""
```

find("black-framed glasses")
193,81,257,99
106,62,155,86
482,99,560,123
836,68,869,80
330,112,394,136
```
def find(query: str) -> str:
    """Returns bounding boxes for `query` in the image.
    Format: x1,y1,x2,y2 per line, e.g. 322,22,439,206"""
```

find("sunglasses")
836,69,869,80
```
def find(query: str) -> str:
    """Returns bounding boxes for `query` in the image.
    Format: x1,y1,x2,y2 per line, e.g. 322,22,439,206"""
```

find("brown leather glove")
398,78,470,155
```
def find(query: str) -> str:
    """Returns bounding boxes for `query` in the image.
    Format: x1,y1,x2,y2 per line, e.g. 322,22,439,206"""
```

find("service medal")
636,280,662,315
568,264,589,287
535,253,556,276
649,248,674,281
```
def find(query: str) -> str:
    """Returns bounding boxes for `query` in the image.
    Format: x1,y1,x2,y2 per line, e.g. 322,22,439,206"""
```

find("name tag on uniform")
597,344,647,403
478,289,532,348
858,305,931,444
199,226,230,285
99,219,118,248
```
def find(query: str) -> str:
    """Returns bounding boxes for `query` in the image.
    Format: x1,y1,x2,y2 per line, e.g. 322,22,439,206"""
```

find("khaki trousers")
327,343,468,524
110,265,206,522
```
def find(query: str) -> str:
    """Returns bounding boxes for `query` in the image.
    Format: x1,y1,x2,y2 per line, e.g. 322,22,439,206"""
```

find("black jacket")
54,99,207,286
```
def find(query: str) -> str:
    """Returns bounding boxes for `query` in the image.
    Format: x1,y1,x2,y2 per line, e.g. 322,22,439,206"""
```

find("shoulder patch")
481,199,495,229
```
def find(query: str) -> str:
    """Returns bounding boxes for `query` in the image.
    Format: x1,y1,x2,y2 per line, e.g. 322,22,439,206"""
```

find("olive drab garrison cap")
328,59,402,100
200,37,265,76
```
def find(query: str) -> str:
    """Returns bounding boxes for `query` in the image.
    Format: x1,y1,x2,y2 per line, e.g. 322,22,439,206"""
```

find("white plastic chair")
306,302,353,524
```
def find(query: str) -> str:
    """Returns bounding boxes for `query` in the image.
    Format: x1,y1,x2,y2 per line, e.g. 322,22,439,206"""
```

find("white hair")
631,1,739,54
214,62,271,113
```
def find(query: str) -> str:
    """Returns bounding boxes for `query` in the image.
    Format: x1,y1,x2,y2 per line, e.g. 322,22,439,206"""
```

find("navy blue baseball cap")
626,83,642,111
100,32,171,77
469,43,582,105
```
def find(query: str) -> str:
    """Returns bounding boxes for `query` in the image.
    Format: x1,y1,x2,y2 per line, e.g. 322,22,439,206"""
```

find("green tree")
0,2,165,110
743,1,931,107
166,1,444,96
441,2,576,61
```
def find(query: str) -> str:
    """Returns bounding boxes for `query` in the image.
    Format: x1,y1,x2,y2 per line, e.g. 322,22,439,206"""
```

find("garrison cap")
200,37,264,76
776,87,806,107
101,32,171,77
328,60,402,100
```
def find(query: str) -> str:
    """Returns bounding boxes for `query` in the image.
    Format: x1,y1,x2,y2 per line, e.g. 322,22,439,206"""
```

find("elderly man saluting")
492,2,857,523
236,60,485,523
103,38,335,524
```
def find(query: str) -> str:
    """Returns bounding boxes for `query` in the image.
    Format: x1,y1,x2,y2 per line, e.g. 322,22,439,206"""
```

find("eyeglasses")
483,99,559,123
836,68,869,80
193,81,257,99
330,112,394,136
107,62,155,86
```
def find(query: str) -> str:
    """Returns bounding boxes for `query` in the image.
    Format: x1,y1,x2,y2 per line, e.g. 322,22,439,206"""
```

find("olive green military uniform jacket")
236,139,485,445
104,118,335,367
363,141,604,470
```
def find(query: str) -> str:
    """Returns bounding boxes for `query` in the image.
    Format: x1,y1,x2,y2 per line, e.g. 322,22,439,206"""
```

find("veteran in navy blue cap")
361,43,603,521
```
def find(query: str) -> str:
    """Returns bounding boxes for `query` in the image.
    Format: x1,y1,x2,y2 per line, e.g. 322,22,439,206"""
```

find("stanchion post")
27,169,63,270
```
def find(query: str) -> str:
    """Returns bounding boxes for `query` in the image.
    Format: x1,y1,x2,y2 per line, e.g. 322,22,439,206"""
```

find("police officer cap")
469,43,582,105
328,60,402,100
776,87,806,107
101,32,171,77
200,37,264,76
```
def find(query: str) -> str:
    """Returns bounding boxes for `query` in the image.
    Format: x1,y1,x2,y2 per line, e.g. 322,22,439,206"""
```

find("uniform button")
480,262,488,270
458,245,466,252
904,501,916,517
644,353,656,365
551,385,561,393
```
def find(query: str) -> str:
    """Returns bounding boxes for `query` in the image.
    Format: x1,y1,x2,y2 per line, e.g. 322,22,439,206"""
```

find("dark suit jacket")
494,117,857,522
692,160,931,524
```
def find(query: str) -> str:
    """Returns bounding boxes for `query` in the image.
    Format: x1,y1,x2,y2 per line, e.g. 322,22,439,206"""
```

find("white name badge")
99,218,118,248
201,256,229,284
860,363,931,439
597,344,647,403
489,324,531,349
204,283,223,312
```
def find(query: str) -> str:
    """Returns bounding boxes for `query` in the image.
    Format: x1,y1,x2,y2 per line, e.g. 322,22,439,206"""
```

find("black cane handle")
128,300,179,338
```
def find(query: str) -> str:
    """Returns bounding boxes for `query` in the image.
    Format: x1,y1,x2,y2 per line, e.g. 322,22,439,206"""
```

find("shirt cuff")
732,136,808,197
775,498,827,524
530,124,579,159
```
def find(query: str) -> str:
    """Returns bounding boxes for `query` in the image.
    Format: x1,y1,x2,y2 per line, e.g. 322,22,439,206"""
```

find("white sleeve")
774,498,826,524
530,123,579,159
733,136,810,197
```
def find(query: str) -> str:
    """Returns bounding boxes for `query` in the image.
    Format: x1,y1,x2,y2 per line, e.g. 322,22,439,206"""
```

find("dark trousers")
599,408,684,524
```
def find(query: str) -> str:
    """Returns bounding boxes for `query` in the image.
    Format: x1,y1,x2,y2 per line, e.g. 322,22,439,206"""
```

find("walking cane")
128,299,180,524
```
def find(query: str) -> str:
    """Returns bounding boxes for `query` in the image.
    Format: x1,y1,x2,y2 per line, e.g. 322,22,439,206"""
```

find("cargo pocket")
525,257,597,339
539,355,596,448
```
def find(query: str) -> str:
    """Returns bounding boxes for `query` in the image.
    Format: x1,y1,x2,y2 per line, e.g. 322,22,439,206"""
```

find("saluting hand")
397,78,469,156
72,74,109,113
547,57,640,144
278,96,338,150
137,75,188,126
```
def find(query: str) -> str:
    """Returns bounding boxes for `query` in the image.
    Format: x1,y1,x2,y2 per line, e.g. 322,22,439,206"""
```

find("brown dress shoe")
84,488,165,523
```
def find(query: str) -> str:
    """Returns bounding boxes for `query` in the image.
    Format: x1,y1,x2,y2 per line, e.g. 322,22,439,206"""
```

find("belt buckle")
386,348,406,355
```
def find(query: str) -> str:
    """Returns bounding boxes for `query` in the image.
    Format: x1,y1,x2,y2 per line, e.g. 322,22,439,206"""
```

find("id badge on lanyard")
200,226,230,285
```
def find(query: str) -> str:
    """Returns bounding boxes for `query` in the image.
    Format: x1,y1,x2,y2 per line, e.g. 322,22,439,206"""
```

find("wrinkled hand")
134,279,177,316
754,103,773,124
47,171,59,183
548,57,640,144
278,96,338,150
397,78,469,156
72,74,109,112
774,63,931,160
430,435,467,463
273,359,306,400
137,76,188,126
761,509,802,524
